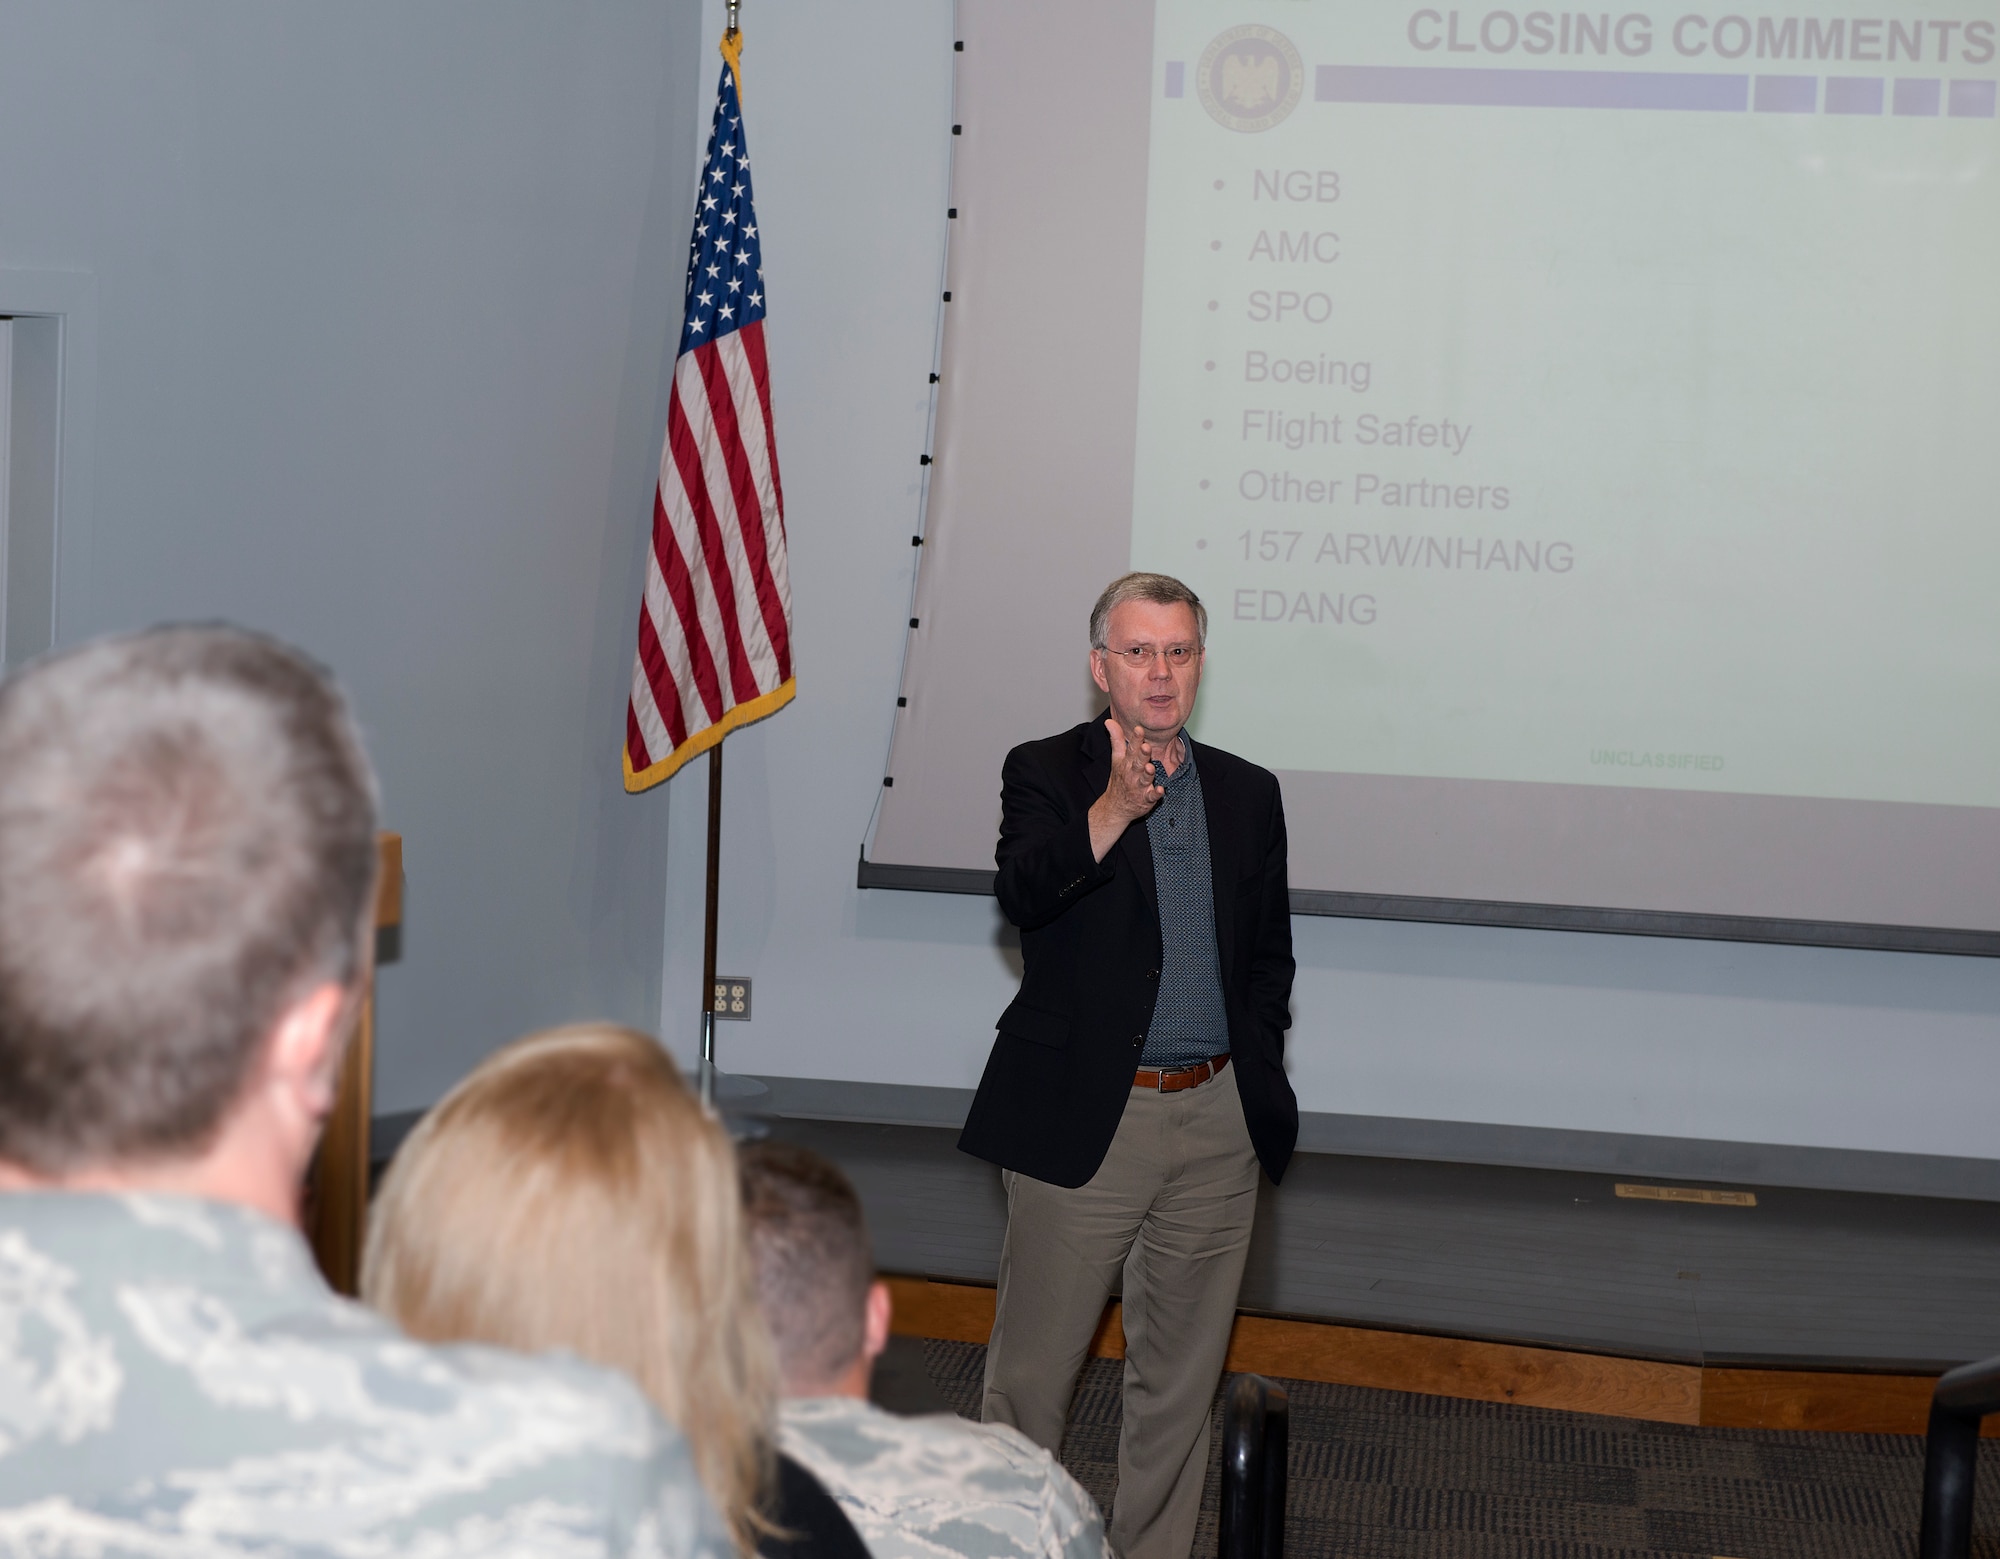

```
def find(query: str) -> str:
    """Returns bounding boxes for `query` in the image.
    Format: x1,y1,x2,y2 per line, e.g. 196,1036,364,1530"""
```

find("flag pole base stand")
696,1061,771,1106
695,1058,773,1140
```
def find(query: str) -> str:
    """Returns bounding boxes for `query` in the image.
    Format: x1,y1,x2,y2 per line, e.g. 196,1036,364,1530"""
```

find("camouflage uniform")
0,1191,732,1559
777,1396,1110,1559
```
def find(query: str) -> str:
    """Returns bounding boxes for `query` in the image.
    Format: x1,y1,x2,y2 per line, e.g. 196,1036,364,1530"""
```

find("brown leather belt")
1133,1053,1231,1093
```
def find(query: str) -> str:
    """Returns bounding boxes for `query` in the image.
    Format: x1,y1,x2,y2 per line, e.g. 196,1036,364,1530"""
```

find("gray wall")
7,0,1998,1172
0,0,706,1111
661,0,2000,1181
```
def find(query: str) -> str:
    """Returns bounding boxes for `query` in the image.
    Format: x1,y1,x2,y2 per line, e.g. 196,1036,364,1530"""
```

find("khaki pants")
981,1062,1260,1559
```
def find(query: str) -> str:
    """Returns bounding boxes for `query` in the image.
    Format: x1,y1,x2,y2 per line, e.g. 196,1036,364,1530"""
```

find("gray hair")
1088,571,1208,650
0,625,380,1173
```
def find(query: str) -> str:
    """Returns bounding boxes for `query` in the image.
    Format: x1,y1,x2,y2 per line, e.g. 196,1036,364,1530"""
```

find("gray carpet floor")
910,1338,2000,1559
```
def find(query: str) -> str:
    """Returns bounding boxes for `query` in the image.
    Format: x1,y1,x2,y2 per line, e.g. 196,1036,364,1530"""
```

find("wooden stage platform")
763,1116,2000,1436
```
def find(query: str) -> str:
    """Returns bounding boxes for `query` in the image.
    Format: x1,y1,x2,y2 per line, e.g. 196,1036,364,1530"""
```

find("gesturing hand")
1088,719,1165,861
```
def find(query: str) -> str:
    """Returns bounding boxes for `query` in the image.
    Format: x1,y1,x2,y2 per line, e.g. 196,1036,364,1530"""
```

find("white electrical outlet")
712,977,751,1021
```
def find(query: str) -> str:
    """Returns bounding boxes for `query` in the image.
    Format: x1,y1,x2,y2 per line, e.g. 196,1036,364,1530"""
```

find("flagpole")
631,0,783,1117
699,743,722,1109
701,0,738,1115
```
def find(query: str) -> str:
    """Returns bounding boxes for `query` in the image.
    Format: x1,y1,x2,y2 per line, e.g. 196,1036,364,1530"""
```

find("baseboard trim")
737,1076,2000,1203
884,1277,1983,1436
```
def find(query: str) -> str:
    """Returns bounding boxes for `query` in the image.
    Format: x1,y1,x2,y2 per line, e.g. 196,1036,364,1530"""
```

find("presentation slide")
1136,1,1999,809
867,0,2000,944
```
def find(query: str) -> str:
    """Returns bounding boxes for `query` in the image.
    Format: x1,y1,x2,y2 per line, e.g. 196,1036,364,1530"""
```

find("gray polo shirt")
1139,739,1231,1068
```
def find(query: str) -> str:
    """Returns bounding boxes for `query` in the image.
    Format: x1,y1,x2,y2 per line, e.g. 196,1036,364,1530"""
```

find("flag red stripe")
625,701,651,773
739,321,787,542
696,335,793,681
651,473,727,725
633,571,689,752
665,357,763,706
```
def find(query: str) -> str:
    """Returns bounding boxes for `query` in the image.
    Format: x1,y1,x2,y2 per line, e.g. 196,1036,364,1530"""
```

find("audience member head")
362,1024,776,1555
739,1141,892,1399
0,625,379,1216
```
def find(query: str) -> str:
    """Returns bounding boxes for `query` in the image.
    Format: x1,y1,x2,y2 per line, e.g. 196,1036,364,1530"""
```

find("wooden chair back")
306,832,401,1295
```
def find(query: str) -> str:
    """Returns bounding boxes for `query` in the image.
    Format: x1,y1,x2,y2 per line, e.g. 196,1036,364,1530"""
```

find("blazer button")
1132,1035,1144,1048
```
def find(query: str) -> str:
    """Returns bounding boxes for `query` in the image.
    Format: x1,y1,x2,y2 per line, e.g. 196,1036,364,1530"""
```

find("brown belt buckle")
1139,1055,1223,1093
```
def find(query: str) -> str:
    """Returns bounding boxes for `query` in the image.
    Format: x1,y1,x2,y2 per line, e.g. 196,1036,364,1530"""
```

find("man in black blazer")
960,572,1296,1559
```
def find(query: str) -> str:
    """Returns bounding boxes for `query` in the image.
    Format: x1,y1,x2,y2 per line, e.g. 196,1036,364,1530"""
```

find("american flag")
625,41,794,792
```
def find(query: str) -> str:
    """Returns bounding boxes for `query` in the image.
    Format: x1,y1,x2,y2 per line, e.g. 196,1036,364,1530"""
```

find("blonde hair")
362,1024,776,1554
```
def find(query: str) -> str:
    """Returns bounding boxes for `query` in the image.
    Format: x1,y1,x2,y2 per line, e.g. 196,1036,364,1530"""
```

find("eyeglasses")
1103,644,1202,669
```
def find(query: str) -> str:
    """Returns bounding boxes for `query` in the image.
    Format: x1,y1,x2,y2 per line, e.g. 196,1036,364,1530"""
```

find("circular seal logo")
1197,25,1304,133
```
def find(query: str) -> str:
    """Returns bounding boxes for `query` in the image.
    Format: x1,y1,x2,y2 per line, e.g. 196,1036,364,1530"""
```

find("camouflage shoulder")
392,1336,733,1559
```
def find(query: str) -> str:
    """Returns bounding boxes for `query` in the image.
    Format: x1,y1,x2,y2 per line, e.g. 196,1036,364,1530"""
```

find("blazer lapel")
1078,716,1112,798
1192,737,1240,978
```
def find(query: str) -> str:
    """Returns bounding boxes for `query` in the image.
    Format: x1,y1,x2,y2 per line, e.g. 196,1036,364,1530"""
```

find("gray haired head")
1088,572,1208,650
0,624,380,1173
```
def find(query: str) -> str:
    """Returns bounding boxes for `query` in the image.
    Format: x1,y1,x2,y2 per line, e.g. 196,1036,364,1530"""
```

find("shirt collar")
1156,733,1197,790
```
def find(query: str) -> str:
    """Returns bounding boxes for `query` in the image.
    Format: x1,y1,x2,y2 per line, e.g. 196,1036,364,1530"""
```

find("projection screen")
861,0,2000,954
